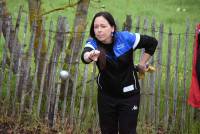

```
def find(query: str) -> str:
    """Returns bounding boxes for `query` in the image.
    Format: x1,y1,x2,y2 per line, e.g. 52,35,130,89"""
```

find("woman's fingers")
137,64,151,73
89,50,100,61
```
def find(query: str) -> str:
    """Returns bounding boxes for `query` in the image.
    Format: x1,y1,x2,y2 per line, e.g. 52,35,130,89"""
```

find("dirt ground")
0,118,58,134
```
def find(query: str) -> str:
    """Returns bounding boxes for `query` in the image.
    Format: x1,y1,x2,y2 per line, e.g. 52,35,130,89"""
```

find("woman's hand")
84,50,100,62
136,64,148,73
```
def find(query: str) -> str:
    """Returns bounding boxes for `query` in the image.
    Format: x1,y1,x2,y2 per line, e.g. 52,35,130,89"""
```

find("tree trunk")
63,0,90,97
28,0,47,88
67,0,90,62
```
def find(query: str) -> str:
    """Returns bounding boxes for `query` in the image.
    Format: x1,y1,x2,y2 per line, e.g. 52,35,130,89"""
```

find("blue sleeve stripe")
133,33,140,49
85,42,95,50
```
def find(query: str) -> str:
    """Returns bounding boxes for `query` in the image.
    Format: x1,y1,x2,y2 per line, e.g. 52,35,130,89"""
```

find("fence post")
0,16,11,99
172,34,181,127
69,58,80,127
5,6,23,113
36,19,53,116
78,64,88,132
6,25,14,104
52,17,69,128
181,19,190,133
149,17,156,126
164,27,173,129
155,23,164,131
89,62,98,132
0,16,2,38
189,26,198,133
20,21,37,115
122,14,132,31
0,17,2,97
30,17,46,112
140,17,148,127
12,14,28,116
44,16,68,126
135,16,140,33
44,17,60,121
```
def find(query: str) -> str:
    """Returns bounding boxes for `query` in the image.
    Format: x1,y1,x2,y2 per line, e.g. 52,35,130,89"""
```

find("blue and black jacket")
81,31,158,98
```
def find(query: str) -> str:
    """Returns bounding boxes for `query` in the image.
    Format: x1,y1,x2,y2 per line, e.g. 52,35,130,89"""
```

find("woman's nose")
98,27,102,32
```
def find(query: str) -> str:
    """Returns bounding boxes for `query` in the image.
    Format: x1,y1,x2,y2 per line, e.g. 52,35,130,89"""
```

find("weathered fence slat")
140,17,148,125
90,62,98,132
45,53,57,121
135,16,140,33
172,34,180,126
6,7,22,105
164,27,172,128
132,16,141,61
122,15,132,31
78,64,88,131
19,21,37,114
140,17,148,63
6,26,14,102
12,14,28,116
0,18,2,97
188,31,197,133
38,19,52,119
181,19,190,133
7,6,23,99
59,44,74,125
42,20,54,120
69,30,85,128
149,17,156,125
45,16,66,124
46,43,59,121
53,17,69,127
155,23,164,129
87,62,96,117
60,46,74,125
0,17,2,38
69,59,80,126
30,17,46,112
0,17,11,98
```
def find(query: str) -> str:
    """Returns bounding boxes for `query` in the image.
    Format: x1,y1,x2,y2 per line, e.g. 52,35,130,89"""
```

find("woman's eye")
94,26,98,29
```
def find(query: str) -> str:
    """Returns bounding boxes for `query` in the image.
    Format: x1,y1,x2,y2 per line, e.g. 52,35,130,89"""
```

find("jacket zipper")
97,73,102,89
133,71,137,90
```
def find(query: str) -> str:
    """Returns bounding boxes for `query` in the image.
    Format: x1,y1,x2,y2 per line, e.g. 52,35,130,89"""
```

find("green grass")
6,0,200,32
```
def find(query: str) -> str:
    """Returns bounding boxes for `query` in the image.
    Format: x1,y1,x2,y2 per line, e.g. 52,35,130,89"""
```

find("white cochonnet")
60,70,69,80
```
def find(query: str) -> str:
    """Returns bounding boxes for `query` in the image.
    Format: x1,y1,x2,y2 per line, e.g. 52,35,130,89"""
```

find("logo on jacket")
116,43,125,49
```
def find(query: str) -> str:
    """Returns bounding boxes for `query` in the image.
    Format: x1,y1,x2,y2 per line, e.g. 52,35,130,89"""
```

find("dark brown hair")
90,11,117,70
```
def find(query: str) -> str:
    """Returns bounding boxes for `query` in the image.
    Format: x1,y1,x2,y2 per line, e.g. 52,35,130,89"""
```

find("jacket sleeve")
81,47,93,64
81,38,97,64
135,35,158,56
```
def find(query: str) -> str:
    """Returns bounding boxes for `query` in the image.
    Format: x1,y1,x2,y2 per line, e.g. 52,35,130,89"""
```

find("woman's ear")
112,27,115,32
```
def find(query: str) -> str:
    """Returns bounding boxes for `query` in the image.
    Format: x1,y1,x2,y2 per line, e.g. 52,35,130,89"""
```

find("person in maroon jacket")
188,24,200,108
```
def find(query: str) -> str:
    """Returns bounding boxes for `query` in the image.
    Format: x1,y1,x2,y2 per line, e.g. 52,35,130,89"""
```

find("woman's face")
93,16,114,44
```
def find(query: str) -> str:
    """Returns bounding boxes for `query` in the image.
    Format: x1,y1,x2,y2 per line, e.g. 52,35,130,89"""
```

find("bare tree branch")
41,0,81,16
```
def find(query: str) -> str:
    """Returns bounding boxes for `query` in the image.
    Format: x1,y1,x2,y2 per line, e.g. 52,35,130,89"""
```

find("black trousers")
98,91,140,134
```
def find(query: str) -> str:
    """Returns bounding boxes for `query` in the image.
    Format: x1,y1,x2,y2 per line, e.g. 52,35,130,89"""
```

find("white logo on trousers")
132,105,138,111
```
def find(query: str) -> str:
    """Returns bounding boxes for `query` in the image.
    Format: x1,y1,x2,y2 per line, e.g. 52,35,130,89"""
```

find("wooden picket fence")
0,9,199,134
